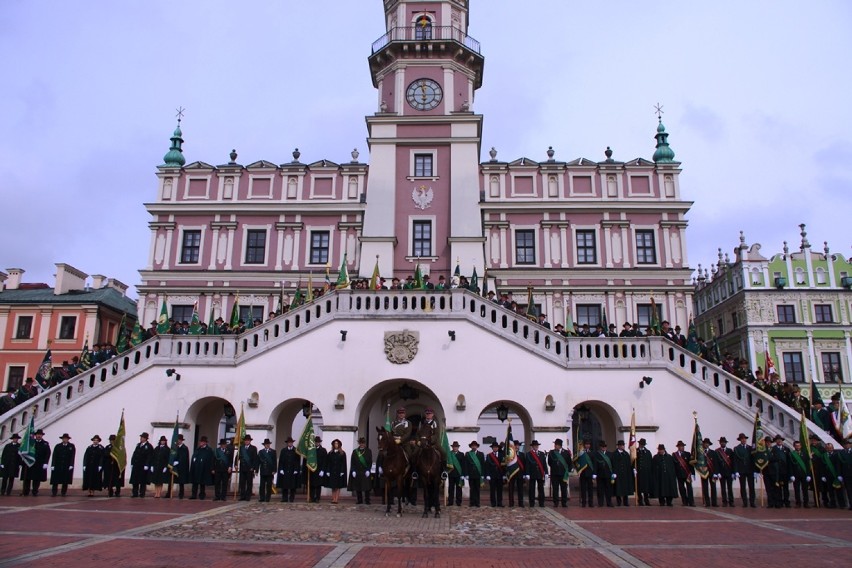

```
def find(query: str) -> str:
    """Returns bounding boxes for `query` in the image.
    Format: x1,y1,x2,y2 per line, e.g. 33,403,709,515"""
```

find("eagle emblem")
412,185,434,210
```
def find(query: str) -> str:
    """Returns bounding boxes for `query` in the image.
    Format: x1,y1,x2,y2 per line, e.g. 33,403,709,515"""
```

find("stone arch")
268,398,325,450
355,378,444,448
571,400,624,454
475,400,534,450
184,396,238,448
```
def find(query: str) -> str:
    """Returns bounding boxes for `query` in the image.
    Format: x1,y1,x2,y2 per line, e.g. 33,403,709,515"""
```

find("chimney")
5,268,24,290
105,278,129,296
54,263,89,295
91,274,106,289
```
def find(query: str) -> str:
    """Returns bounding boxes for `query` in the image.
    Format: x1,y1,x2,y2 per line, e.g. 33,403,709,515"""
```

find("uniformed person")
169,434,190,499
446,441,465,506
276,436,300,503
189,436,214,500
574,439,595,507
611,440,633,506
82,435,105,496
237,434,258,501
349,437,373,505
103,434,125,498
129,432,153,498
257,438,277,502
651,444,678,506
701,438,719,507
22,429,51,496
484,441,504,507
790,439,812,508
1,433,22,496
592,441,614,507
212,438,233,501
715,436,735,506
732,433,756,508
672,440,694,506
50,433,76,497
464,441,484,507
548,438,572,507
525,440,548,508
635,438,653,506
310,436,327,503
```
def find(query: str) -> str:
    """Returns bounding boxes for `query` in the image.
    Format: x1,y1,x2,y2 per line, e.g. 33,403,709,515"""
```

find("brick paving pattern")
0,490,850,567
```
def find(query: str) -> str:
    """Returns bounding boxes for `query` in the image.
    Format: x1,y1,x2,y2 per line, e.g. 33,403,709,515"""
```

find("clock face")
406,79,443,111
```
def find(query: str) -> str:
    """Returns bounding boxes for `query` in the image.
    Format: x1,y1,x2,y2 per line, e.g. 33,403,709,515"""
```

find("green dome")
653,121,675,163
162,123,186,167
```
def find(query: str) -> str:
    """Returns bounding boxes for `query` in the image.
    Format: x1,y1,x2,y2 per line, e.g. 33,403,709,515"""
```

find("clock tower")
359,0,486,281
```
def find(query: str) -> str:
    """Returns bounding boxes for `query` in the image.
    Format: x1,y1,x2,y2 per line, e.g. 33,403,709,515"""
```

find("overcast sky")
2,1,850,296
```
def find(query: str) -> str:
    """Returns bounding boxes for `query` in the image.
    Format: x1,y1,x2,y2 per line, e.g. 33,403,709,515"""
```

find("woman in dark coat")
325,439,347,503
82,435,105,495
151,436,171,498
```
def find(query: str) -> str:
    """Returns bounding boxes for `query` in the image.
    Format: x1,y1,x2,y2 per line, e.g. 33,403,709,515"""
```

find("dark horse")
415,439,443,518
376,427,409,517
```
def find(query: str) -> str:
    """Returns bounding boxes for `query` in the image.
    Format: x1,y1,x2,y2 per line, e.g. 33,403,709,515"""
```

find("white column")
559,225,569,268
275,227,285,271
499,225,509,269
208,228,220,271
225,228,235,270
162,228,174,270
146,229,157,270
807,331,819,382
662,226,673,268
604,226,613,268
620,226,631,269
543,225,552,269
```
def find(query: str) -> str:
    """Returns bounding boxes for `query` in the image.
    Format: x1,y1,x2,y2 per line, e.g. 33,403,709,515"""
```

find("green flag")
296,416,318,472
414,263,424,289
116,314,129,353
189,301,201,334
601,307,608,333
481,268,488,297
442,429,462,473
290,281,303,309
235,404,245,447
207,305,216,334
111,410,127,474
525,287,538,322
167,413,180,476
752,412,769,471
470,267,479,294
504,424,520,480
156,299,170,334
35,348,53,389
649,297,661,336
336,253,350,289
78,339,93,370
384,405,392,432
130,320,144,346
686,317,700,354
19,414,37,467
690,416,709,479
229,296,240,328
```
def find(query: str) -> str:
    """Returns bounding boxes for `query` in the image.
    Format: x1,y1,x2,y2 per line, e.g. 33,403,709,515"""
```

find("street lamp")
302,400,312,418
399,382,417,401
576,404,590,441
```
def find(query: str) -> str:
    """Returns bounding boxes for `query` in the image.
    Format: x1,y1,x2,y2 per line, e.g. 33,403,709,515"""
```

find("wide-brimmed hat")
718,437,728,444
702,438,712,445
675,441,685,447
451,441,460,447
10,433,21,440
490,442,500,448
60,433,71,440
553,438,563,446
773,434,785,442
469,441,480,448
285,437,295,443
176,434,185,441
199,436,208,443
109,434,116,441
159,435,168,442
243,434,253,441
657,444,666,451
638,438,647,446
219,438,228,445
139,432,149,439
737,433,748,440
314,436,322,443
599,441,608,448
91,435,101,442
262,438,272,445
530,440,540,446
616,440,625,446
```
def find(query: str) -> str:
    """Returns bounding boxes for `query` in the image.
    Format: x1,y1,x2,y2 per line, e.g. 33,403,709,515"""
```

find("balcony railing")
372,26,481,55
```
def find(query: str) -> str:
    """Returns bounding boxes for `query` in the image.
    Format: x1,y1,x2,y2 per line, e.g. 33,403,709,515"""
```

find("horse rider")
416,407,448,480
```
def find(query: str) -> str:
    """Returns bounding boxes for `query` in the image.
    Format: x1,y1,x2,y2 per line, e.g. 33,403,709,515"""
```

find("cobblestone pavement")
0,492,850,567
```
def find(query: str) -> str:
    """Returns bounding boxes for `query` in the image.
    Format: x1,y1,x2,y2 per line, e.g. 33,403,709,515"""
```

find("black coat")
484,451,503,480
732,443,754,475
672,450,693,480
238,443,259,473
276,446,301,489
548,448,572,481
103,443,125,488
1,442,22,478
171,444,190,483
50,442,76,485
82,444,105,490
258,447,277,476
526,450,548,480
190,445,215,486
610,449,633,496
129,441,153,485
651,453,679,498
635,446,653,493
348,447,373,492
324,449,347,489
464,450,485,480
213,446,233,474
151,444,171,484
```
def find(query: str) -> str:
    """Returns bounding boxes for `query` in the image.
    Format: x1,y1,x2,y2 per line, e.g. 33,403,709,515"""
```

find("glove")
83,467,86,471
319,470,325,477
734,473,739,479
790,476,795,482
162,467,167,473
806,476,812,482
351,471,357,478
339,472,344,477
173,461,179,466
839,476,845,482
633,469,637,475
523,475,530,480
43,464,48,470
485,476,491,481
821,477,827,482
293,470,298,475
611,474,617,479
753,473,760,480
378,467,383,475
51,466,55,471
98,466,102,472
592,474,597,480
279,470,285,475
69,466,73,470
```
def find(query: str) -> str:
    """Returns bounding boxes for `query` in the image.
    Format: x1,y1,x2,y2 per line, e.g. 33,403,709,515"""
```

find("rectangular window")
515,230,535,265
782,352,805,383
171,305,194,324
239,306,264,325
731,312,739,330
412,220,432,257
716,318,724,335
821,352,843,383
636,304,661,328
310,231,330,265
576,304,602,327
15,316,33,339
7,366,25,391
576,230,596,264
814,304,833,323
414,22,432,40
180,230,201,264
414,154,433,177
635,230,657,264
776,305,796,324
245,230,267,264
58,316,76,340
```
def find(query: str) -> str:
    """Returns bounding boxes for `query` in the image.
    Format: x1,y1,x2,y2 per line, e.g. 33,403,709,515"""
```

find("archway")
356,378,444,448
475,400,533,452
571,401,622,454
185,396,238,447
269,398,325,449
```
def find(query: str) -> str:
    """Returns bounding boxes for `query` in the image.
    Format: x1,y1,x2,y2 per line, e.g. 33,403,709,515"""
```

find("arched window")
414,14,433,40
815,267,827,284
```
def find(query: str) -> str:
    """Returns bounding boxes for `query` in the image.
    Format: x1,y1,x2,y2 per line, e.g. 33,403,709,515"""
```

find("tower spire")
652,103,676,164
162,107,186,168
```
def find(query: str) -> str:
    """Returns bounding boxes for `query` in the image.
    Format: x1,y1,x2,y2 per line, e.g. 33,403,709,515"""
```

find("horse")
376,426,409,517
415,438,443,518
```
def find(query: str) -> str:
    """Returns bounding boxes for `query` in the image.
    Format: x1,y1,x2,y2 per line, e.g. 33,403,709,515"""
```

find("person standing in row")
22,429,51,497
189,436,214,500
732,433,756,508
574,439,596,508
651,444,678,506
103,434,125,497
151,436,170,498
349,437,372,505
82,435,104,497
715,436,735,507
212,438,233,501
611,440,633,507
446,441,465,507
790,439,812,508
484,442,504,507
325,439,347,504
130,432,153,498
548,438,571,508
170,434,190,499
593,441,614,508
635,438,654,506
1,434,22,496
672,440,694,506
238,434,258,501
309,436,327,503
50,433,75,497
257,438,277,503
526,440,548,508
465,441,484,507
277,436,300,503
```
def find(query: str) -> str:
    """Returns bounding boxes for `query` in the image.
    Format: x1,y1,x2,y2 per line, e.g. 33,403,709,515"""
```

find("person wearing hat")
130,433,154,498
766,434,792,508
325,439,347,504
82,435,105,497
592,441,614,508
276,436,300,503
507,439,525,508
190,436,215,500
391,407,414,454
732,433,756,508
838,438,852,511
525,440,548,508
484,441,504,507
1,433,23,496
574,439,595,508
168,434,190,499
257,438,277,503
635,439,653,506
309,436,327,503
611,440,633,507
672,440,695,506
417,407,448,478
212,438,234,501
699,438,718,507
714,437,735,507
619,322,634,338
151,435,171,498
464,441,485,507
50,433,76,497
349,437,373,505
101,434,124,498
22,429,51,496
811,397,830,432
237,434,258,501
651,444,678,506
548,438,572,508
446,441,465,507
790,438,812,508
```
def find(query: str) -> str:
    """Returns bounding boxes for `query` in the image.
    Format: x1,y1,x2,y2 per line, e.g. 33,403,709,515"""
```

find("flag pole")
694,412,705,508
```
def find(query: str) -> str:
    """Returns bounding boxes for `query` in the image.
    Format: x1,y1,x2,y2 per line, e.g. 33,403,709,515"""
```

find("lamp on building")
495,402,509,423
340,330,347,341
302,400,312,418
448,330,456,341
399,382,418,401
165,368,181,381
639,376,653,389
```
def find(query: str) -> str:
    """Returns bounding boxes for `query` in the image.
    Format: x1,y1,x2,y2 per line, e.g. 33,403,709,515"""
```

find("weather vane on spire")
175,106,185,125
654,103,664,122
